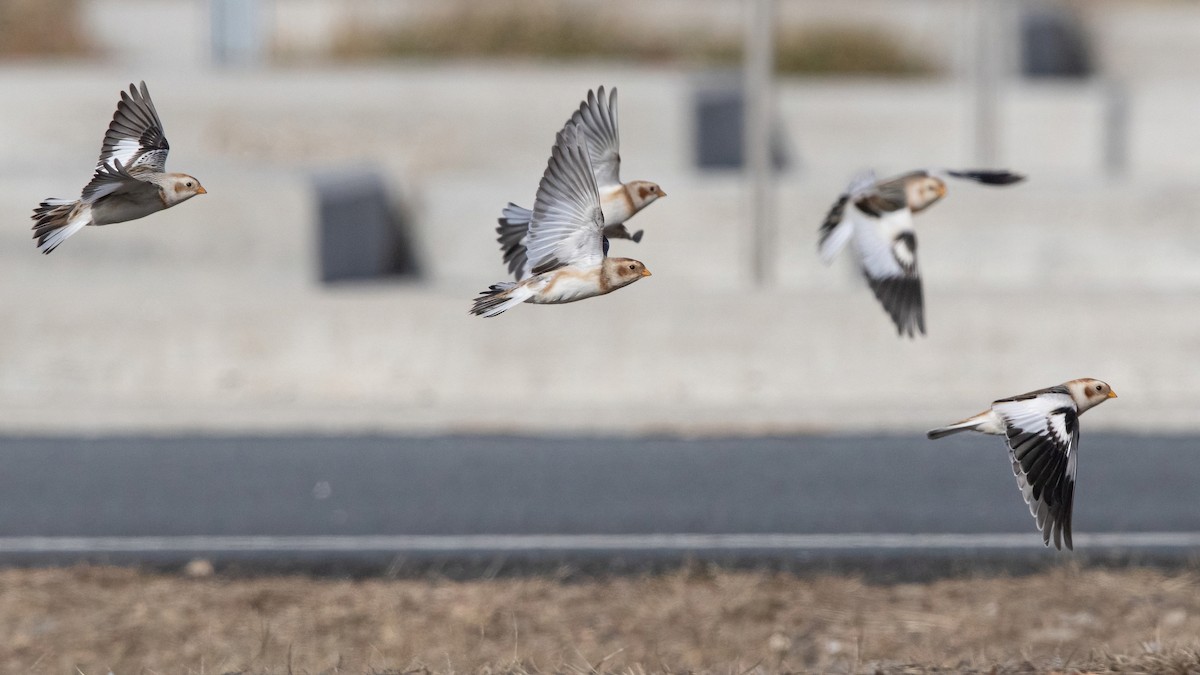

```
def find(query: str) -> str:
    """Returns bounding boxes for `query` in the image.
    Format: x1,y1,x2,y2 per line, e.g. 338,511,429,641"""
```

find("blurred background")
0,0,1197,560
2,0,1198,437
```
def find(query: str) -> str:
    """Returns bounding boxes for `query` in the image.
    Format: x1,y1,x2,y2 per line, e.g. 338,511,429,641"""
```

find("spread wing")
80,159,157,204
496,203,534,280
80,82,169,203
993,388,1078,550
523,125,606,274
96,81,169,175
848,206,924,337
568,86,620,190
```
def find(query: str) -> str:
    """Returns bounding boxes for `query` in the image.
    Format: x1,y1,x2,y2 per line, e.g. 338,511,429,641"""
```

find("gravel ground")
3,563,1200,674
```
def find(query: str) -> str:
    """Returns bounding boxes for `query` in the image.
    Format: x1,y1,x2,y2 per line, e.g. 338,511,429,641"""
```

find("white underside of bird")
470,265,639,318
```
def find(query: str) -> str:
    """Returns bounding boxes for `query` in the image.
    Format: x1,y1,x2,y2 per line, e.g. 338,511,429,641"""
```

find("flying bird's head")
1065,378,1117,413
601,257,652,290
160,173,207,206
906,176,946,213
627,181,666,212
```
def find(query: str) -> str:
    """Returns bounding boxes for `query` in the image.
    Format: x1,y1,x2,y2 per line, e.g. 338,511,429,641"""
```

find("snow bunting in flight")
927,378,1117,550
471,126,652,317
818,169,1024,337
32,81,206,254
496,86,665,280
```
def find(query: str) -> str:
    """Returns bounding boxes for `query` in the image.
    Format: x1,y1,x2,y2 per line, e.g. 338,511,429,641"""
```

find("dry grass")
329,3,932,77
3,563,1200,673
0,0,89,57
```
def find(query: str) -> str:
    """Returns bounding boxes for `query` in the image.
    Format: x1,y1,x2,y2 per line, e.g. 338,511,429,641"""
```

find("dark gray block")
313,168,421,283
693,80,790,170
1020,7,1092,78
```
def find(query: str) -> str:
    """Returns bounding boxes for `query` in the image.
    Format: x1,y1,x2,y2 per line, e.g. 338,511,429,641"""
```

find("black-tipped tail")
470,282,520,317
927,426,965,440
926,416,983,439
32,198,84,254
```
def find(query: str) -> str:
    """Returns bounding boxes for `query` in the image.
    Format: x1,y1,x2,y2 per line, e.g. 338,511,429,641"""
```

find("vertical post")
744,0,775,287
212,0,265,67
1102,79,1128,178
969,0,999,166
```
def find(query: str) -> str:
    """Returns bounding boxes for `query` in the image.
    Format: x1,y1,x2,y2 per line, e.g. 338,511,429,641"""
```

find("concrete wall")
0,63,1196,436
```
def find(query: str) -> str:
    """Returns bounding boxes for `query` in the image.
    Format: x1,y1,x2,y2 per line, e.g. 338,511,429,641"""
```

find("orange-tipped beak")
1107,390,1118,398
641,268,652,277
196,186,208,195
658,188,667,198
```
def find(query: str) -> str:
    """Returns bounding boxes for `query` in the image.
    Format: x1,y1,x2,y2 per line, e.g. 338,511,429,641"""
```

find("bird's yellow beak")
658,188,667,198
1107,390,1118,398
641,268,652,277
196,186,208,195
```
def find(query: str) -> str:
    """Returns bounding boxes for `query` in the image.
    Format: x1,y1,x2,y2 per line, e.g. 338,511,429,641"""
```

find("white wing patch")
993,392,1073,439
96,81,170,175
848,207,924,336
993,391,1079,550
852,209,914,279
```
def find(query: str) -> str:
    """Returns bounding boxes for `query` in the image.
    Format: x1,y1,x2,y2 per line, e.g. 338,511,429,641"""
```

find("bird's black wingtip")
947,169,1027,185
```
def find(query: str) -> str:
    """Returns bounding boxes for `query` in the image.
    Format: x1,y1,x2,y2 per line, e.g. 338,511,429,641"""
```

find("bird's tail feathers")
496,203,533,279
926,411,990,439
470,281,531,318
32,198,89,254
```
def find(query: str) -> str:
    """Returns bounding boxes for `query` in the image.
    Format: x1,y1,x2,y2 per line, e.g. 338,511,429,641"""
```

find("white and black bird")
496,86,665,280
927,378,1118,550
818,169,1024,337
32,81,206,254
471,125,652,318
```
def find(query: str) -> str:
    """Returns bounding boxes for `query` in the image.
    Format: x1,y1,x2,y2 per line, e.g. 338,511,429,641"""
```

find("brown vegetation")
2,563,1200,673
0,0,89,57
330,3,932,77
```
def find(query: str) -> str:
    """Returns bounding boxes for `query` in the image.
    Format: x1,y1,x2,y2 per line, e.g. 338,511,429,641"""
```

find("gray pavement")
0,434,1195,565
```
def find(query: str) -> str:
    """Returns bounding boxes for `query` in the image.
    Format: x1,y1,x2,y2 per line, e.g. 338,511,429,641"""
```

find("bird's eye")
628,264,636,270
1096,384,1103,391
185,182,193,187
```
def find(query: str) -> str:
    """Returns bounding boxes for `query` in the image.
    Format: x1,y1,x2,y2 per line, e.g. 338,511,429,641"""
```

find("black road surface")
0,434,1196,567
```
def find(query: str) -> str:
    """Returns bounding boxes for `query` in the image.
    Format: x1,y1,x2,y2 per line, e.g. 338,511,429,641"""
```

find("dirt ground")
2,562,1200,674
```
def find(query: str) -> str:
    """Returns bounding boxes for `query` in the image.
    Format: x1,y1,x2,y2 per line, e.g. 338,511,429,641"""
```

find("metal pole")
969,0,999,166
744,0,775,287
1102,79,1128,178
212,0,265,67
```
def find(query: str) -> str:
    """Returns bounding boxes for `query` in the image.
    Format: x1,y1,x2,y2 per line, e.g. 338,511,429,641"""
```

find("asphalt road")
0,434,1195,566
